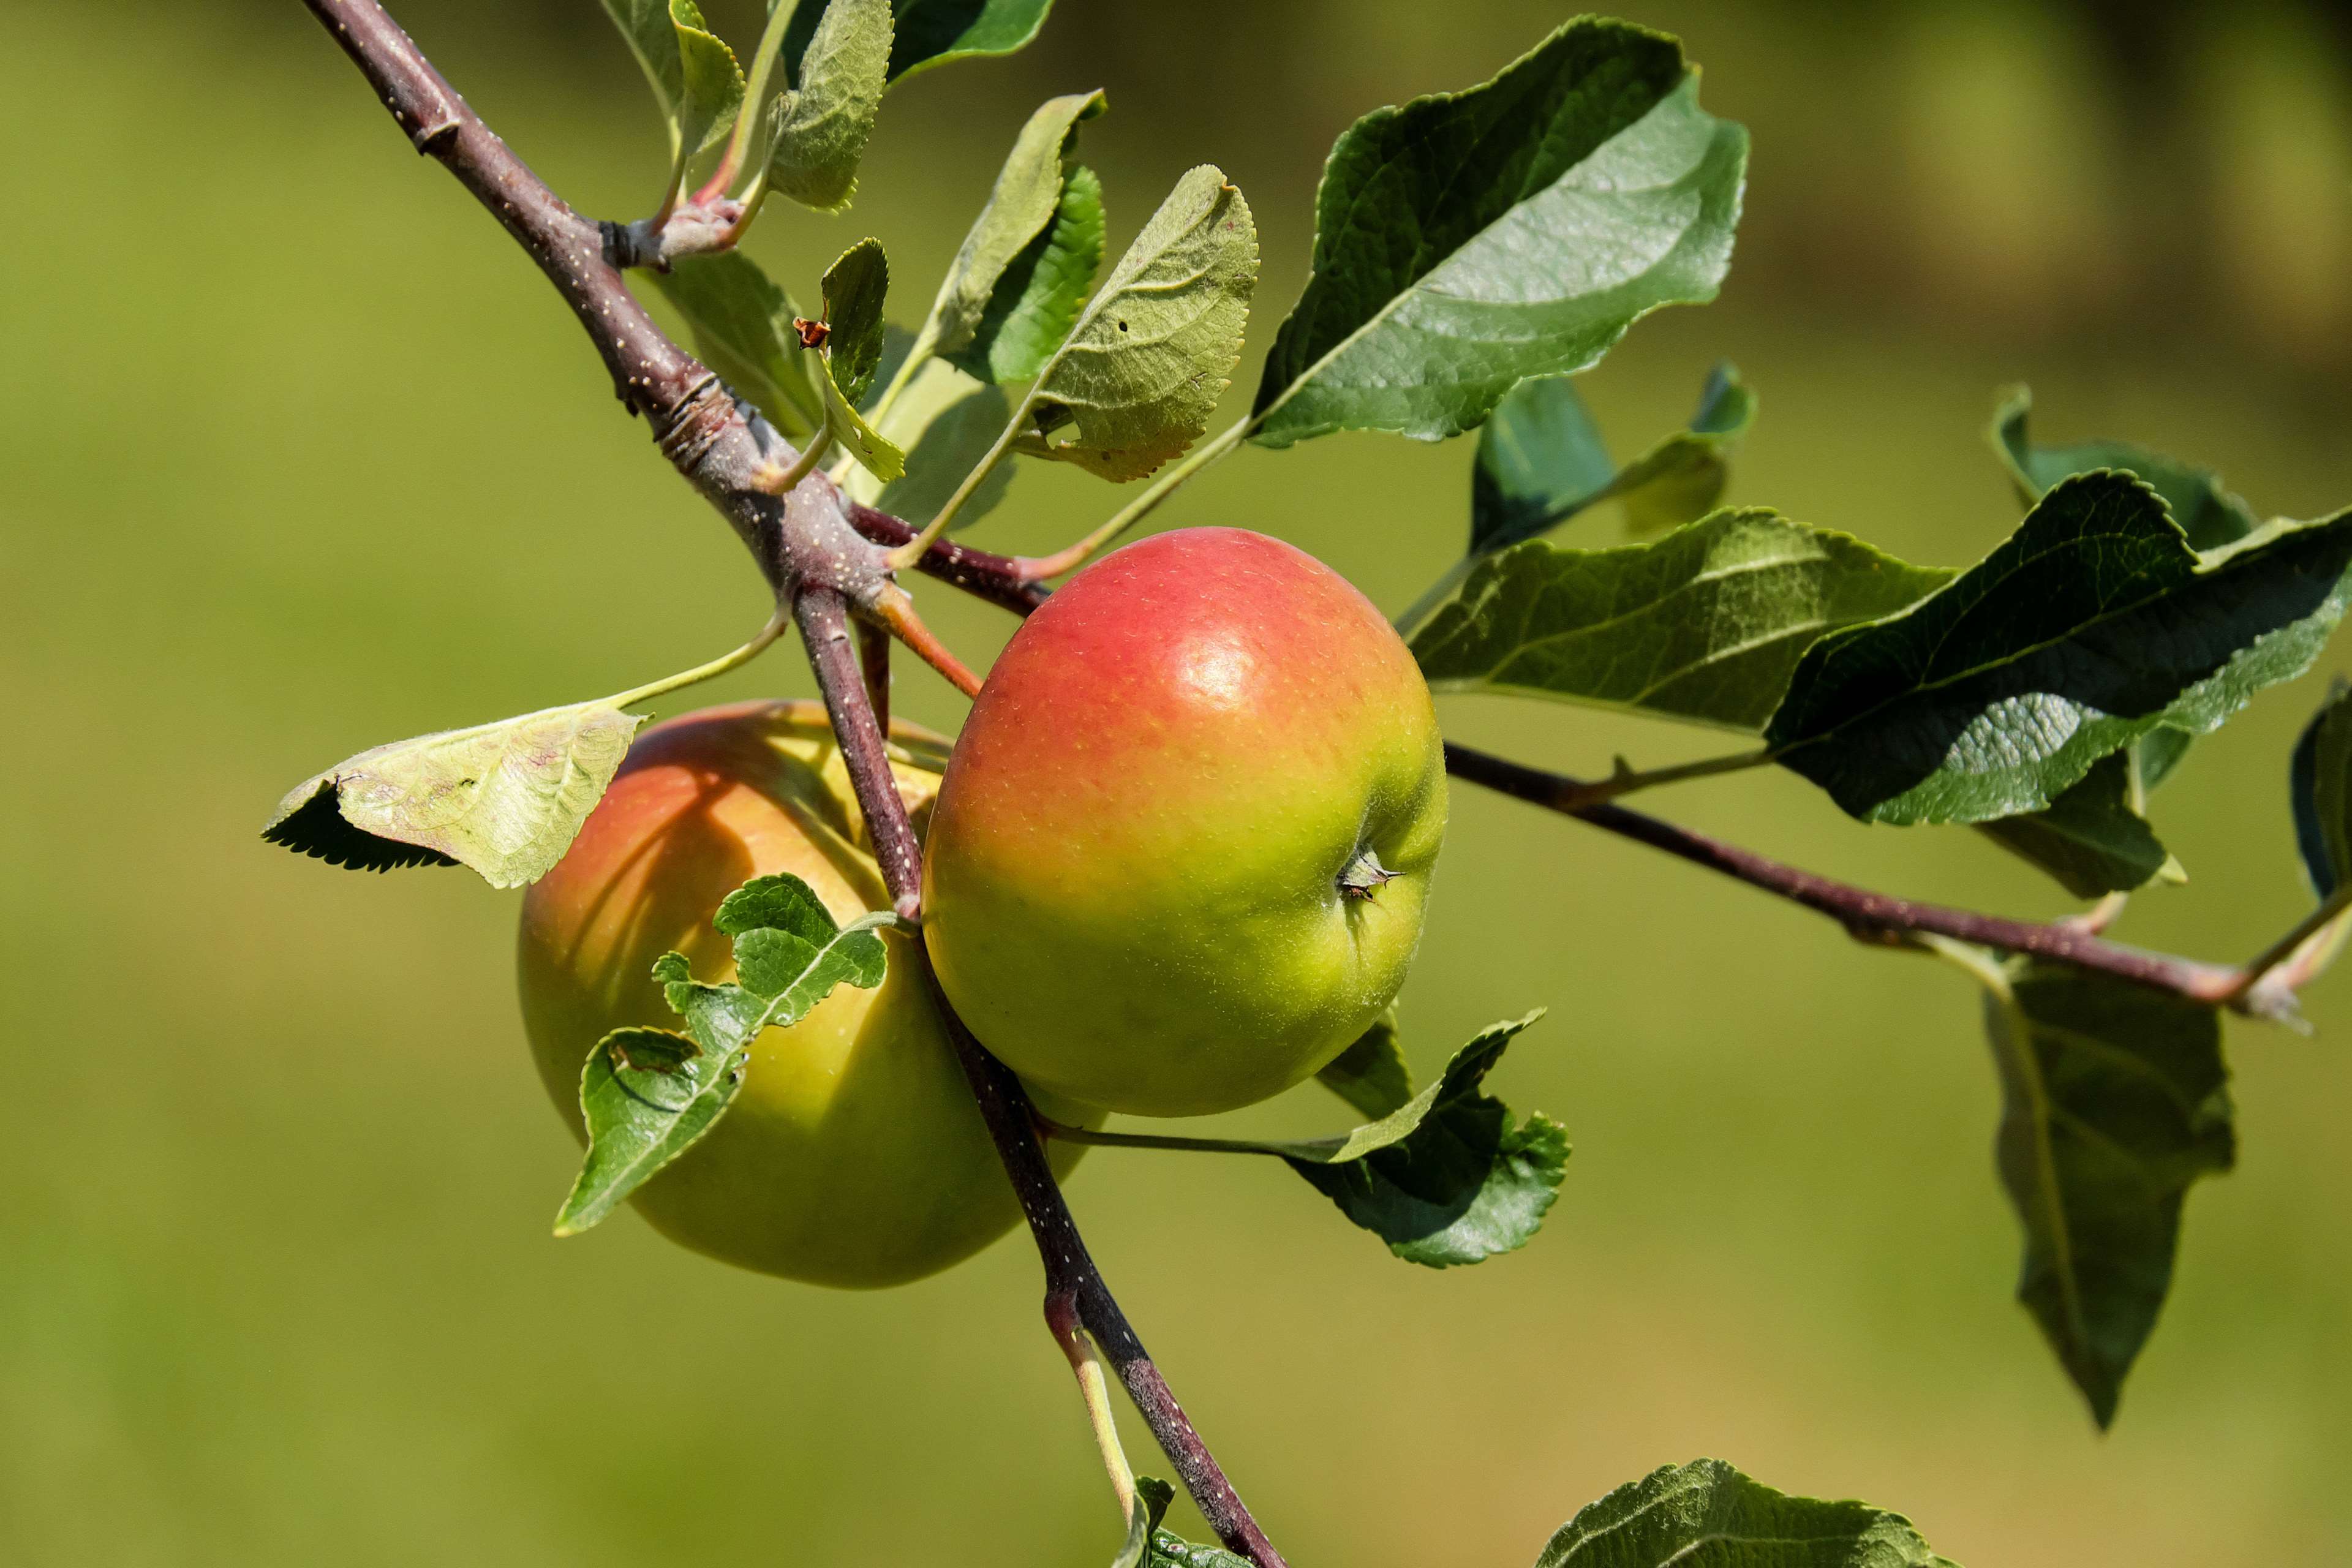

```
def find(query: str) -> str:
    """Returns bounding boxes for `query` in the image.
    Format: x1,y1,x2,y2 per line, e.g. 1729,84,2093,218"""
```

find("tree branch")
1443,741,2302,1018
797,591,1289,1568
305,9,1279,1557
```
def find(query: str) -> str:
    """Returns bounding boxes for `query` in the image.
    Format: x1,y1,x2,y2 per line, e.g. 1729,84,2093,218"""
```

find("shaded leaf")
556,873,893,1234
1019,165,1257,481
1766,472,2352,825
1469,364,1753,554
1993,385,2259,554
818,239,907,480
765,0,892,213
1411,510,1952,733
2291,677,2352,898
948,163,1107,385
1617,361,1755,536
1275,1012,1565,1267
645,251,824,440
918,91,1104,369
1967,956,2234,1428
1532,1459,1956,1568
263,702,642,889
1976,748,2183,899
845,358,1013,526
1251,21,1746,448
1315,1007,1414,1121
1471,374,1616,554
783,0,1054,85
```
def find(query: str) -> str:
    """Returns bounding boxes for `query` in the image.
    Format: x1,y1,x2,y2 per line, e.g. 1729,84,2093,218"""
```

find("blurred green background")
6,2,2351,1563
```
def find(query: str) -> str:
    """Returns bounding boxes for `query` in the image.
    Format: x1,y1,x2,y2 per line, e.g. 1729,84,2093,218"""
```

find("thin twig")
845,502,1051,616
1442,741,2302,1017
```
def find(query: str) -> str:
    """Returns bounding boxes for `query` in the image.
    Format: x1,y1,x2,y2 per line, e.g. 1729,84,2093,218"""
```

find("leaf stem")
752,423,837,495
1551,747,1775,809
1036,1117,1288,1158
1014,416,1253,582
883,387,1039,570
607,601,793,710
2225,884,2352,1003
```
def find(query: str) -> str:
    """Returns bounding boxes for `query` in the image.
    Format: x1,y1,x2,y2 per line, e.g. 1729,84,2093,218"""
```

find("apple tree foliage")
268,2,2352,1562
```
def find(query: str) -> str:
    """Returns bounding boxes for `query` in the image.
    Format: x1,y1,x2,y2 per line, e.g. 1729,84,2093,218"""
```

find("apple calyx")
1336,846,1399,902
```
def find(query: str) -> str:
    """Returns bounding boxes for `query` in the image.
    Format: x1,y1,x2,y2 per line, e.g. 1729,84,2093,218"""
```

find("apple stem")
1047,1293,1139,1523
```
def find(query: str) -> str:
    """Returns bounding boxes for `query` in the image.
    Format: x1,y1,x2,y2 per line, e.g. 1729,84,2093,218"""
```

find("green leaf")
1411,510,1953,733
555,873,893,1235
918,91,1104,370
1273,1012,1565,1268
556,1023,750,1236
820,238,890,404
948,164,1107,387
1468,364,1754,554
1314,1007,1414,1121
1993,385,2260,554
1975,748,2184,899
842,356,1014,526
1616,361,1756,536
263,701,643,889
669,1,746,161
764,0,892,213
1017,165,1257,481
1966,956,2234,1428
2291,677,2352,897
1766,472,2352,825
1144,1534,1249,1568
1112,1477,1175,1568
1470,374,1616,554
818,239,907,480
782,0,1053,85
644,252,824,440
1250,21,1746,448
1532,1459,1956,1568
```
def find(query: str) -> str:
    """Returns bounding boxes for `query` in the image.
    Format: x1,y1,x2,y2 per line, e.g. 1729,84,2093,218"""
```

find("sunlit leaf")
1616,362,1755,535
1314,1007,1414,1121
949,164,1107,387
669,1,745,160
644,251,824,440
764,0,892,213
917,91,1104,371
782,0,1054,85
1251,21,1746,448
1964,954,2234,1428
1411,510,1951,733
555,873,892,1235
263,701,643,889
1533,1460,1956,1567
1017,165,1257,481
1766,473,2352,824
818,238,907,480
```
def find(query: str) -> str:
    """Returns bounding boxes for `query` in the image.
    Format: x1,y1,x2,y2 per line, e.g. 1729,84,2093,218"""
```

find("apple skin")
922,527,1447,1118
516,700,1093,1289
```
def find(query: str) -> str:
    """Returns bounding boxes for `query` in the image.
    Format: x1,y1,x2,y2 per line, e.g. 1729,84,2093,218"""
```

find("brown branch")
1444,742,2302,1017
306,6,1281,1558
798,590,1289,1568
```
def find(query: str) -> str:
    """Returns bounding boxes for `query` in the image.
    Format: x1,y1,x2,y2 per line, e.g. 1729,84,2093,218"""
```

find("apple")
922,527,1447,1118
516,700,1093,1288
